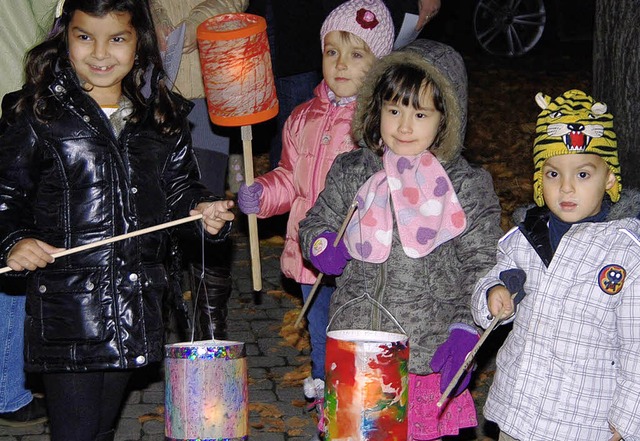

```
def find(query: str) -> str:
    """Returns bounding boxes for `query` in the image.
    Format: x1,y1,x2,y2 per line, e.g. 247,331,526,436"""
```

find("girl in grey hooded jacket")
299,39,503,439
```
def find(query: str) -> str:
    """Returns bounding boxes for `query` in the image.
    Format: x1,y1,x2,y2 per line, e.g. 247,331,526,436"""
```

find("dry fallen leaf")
137,405,164,423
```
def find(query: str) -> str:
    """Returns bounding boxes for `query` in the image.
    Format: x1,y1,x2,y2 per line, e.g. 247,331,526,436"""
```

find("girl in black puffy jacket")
0,1,234,439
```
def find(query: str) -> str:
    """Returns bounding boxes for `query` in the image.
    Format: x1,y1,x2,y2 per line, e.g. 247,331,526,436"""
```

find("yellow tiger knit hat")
532,89,621,206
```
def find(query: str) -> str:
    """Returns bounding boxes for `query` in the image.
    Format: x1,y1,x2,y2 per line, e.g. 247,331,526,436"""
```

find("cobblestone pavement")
0,218,502,441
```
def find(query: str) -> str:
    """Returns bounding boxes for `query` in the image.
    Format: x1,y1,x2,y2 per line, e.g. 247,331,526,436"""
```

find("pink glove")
309,231,351,276
237,182,263,214
430,323,480,396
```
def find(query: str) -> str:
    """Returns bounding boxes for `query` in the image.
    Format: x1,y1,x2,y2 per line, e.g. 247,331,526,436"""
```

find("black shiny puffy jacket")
0,70,228,372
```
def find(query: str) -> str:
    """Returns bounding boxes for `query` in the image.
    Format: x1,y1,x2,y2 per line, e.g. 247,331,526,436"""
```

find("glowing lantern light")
164,340,248,440
324,329,410,440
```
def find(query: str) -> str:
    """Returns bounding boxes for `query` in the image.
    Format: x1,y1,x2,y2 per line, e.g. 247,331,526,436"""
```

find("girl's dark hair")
362,63,446,155
13,0,183,135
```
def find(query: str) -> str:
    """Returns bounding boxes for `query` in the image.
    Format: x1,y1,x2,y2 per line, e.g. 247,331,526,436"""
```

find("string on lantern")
196,13,279,293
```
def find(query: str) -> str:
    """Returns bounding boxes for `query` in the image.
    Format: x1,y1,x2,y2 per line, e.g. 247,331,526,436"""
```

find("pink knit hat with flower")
320,0,394,58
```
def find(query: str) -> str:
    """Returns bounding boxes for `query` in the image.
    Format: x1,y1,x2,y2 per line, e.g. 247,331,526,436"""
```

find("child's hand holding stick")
294,202,358,327
0,214,208,275
437,269,527,408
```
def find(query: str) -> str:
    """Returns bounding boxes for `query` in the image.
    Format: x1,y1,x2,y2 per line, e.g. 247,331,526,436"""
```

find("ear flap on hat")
591,101,608,115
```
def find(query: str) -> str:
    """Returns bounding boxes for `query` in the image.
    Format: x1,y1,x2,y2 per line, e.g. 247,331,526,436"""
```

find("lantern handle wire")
326,291,407,336
294,202,358,328
190,223,213,344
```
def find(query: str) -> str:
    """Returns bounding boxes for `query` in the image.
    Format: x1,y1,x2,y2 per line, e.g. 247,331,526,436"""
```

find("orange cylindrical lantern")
197,13,279,127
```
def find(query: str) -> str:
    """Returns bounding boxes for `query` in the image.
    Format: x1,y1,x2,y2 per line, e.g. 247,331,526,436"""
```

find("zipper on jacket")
370,260,387,331
310,106,340,204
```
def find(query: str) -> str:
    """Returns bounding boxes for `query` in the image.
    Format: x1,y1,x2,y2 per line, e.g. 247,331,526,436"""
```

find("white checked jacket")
472,213,640,441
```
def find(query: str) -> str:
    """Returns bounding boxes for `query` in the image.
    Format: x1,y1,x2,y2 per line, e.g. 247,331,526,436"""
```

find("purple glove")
309,231,351,276
430,323,480,396
237,182,263,214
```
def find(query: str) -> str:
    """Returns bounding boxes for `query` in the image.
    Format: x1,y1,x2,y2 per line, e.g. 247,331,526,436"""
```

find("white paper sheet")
394,13,421,50
162,23,186,89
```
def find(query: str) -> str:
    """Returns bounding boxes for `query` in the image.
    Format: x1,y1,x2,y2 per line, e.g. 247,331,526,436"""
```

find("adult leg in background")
189,238,233,340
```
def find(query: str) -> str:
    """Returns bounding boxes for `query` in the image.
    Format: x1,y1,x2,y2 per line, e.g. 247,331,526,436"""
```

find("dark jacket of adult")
0,68,228,372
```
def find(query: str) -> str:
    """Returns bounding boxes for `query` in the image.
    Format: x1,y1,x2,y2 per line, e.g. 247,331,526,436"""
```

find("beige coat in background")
0,1,57,116
149,0,249,99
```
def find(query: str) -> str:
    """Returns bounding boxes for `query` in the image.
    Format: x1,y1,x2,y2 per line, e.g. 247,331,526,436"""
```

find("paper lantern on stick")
197,13,279,292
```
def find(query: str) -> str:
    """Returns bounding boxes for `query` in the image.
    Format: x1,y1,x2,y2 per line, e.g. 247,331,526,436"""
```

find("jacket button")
85,281,95,290
129,273,138,282
322,134,331,144
131,187,138,194
82,115,90,122
135,355,146,365
54,85,65,93
38,285,47,293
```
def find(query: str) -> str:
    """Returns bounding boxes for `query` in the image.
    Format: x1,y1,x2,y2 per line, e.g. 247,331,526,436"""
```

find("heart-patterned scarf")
344,149,467,263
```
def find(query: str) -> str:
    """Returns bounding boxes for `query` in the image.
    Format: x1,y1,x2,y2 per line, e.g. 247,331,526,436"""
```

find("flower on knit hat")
356,8,379,29
320,0,394,59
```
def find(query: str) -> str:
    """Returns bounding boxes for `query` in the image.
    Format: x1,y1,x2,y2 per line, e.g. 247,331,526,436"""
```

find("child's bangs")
382,64,428,109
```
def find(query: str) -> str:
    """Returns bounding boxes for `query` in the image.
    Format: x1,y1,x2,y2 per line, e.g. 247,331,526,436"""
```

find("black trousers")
42,370,132,441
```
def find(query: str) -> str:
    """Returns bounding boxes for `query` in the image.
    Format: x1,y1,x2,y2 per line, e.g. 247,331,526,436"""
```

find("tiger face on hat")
532,89,621,207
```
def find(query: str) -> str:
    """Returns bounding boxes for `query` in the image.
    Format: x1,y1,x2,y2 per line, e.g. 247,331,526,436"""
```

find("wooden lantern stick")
241,125,262,292
0,214,204,275
294,202,358,328
436,293,517,408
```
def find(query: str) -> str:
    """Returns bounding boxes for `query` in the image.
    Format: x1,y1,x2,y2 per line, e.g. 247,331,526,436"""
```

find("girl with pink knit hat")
237,0,394,437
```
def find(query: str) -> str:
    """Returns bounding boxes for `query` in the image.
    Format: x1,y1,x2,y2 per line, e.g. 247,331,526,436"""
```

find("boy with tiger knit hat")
471,89,640,441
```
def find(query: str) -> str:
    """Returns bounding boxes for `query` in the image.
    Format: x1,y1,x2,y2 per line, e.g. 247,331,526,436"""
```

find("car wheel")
473,0,546,56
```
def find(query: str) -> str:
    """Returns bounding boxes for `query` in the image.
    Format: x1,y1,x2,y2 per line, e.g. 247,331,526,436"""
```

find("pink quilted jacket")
255,81,357,284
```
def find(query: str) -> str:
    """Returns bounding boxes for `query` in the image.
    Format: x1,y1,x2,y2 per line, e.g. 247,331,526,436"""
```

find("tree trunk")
593,0,640,189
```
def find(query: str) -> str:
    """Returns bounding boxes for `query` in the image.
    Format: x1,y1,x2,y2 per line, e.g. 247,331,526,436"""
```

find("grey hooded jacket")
299,39,504,374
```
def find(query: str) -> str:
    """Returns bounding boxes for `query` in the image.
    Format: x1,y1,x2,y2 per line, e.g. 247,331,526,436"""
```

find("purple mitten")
430,323,480,396
237,182,263,214
309,231,351,276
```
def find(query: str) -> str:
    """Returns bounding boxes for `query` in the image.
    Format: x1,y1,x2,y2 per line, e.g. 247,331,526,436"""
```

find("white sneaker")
314,378,325,403
303,376,317,400
303,377,326,435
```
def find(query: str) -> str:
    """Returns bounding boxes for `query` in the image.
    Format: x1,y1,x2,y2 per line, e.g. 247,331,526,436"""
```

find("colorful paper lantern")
324,329,410,441
164,340,248,440
197,13,278,127
197,13,279,292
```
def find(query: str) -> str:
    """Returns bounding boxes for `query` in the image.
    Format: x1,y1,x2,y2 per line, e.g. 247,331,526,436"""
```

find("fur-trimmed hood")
352,39,468,163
